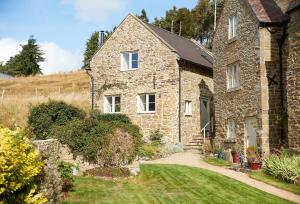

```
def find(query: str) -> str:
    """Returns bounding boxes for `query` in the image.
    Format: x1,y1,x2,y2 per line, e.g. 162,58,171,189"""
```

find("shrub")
51,119,142,166
58,162,74,192
91,111,131,124
0,127,46,203
138,144,161,159
28,101,86,139
264,153,300,184
149,129,163,146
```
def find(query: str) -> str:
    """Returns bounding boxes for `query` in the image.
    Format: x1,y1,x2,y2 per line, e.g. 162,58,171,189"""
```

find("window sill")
227,86,241,92
228,37,237,44
120,68,139,72
137,111,156,114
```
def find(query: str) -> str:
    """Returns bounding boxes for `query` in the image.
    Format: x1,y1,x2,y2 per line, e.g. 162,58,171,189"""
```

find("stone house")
89,14,213,147
213,0,300,156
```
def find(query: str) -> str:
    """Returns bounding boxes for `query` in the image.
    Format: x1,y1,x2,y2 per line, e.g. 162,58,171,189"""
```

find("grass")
0,71,89,128
203,156,232,167
249,171,300,196
63,164,293,204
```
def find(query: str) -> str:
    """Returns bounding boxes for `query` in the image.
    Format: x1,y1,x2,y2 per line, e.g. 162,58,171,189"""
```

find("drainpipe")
86,68,95,111
277,25,288,145
178,60,183,144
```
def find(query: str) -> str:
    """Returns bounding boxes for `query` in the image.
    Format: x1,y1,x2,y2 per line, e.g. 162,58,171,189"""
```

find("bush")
149,129,163,146
58,162,74,192
138,144,161,159
0,127,46,203
51,118,142,166
264,153,300,184
91,111,131,124
28,101,86,139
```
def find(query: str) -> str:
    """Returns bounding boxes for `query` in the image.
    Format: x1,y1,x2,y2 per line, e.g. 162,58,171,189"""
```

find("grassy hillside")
0,71,90,128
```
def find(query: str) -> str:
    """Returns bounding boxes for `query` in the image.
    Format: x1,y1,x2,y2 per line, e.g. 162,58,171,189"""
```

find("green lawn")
203,156,232,167
249,171,300,196
63,164,293,204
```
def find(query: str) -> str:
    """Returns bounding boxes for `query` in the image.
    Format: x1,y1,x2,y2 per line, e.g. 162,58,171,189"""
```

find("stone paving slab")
143,151,300,204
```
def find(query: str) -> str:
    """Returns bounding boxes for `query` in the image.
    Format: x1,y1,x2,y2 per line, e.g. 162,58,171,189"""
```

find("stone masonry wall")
90,14,180,144
181,63,213,145
213,0,263,153
287,9,300,150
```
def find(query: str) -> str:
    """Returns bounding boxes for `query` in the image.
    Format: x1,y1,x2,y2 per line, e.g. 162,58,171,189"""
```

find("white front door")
201,97,210,130
245,117,257,148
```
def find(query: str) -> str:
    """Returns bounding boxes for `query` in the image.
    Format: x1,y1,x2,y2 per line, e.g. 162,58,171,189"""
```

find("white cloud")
61,0,127,23
0,38,82,75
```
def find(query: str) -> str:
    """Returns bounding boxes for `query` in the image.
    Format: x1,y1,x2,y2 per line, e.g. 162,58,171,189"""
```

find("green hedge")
28,101,86,139
91,111,131,124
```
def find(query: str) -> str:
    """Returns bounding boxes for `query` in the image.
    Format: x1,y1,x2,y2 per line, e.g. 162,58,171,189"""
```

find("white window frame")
185,101,192,116
227,63,240,90
121,52,139,71
104,95,121,113
137,94,156,113
229,15,238,39
227,119,236,139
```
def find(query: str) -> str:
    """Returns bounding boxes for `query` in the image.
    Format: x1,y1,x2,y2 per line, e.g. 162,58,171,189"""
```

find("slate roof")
245,0,290,24
287,0,300,13
141,20,213,70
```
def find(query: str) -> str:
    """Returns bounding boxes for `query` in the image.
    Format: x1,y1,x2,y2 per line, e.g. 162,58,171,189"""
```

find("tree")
4,36,44,76
83,31,99,69
136,9,149,23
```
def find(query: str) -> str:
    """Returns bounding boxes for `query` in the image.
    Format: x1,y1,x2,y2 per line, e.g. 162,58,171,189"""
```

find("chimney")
99,30,105,47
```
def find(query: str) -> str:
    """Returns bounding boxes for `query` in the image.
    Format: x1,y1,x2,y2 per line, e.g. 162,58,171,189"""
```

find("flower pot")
250,162,260,170
231,152,240,163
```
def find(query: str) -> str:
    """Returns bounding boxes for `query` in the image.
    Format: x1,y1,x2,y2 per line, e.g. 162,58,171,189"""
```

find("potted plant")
246,146,261,170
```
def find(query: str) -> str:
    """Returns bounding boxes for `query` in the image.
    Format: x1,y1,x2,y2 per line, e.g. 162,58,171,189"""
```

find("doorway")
245,117,258,148
200,97,211,132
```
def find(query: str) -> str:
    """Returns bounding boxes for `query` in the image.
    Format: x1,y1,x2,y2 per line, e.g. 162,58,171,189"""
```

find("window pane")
122,53,129,69
114,96,121,112
149,102,155,111
149,95,155,103
132,60,138,69
105,97,112,113
132,53,138,61
140,95,146,112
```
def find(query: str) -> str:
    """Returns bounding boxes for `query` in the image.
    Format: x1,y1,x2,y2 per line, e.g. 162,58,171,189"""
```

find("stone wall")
180,62,213,145
287,8,300,150
213,0,263,153
90,14,180,144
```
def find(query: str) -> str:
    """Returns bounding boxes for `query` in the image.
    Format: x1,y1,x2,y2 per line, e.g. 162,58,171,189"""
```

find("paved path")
144,151,300,203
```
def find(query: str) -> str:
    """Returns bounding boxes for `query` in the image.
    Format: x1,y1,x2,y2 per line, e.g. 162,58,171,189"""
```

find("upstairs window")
137,94,156,113
104,95,121,113
227,63,240,89
229,15,238,39
121,52,139,70
185,101,192,116
227,119,236,139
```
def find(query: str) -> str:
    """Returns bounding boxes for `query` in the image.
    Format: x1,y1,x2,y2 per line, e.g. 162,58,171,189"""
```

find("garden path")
144,151,300,203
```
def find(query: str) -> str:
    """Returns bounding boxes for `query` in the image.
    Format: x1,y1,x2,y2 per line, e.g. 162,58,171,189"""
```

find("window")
121,52,139,70
227,63,240,89
229,15,238,39
185,101,192,116
227,119,236,139
137,94,156,113
104,95,121,113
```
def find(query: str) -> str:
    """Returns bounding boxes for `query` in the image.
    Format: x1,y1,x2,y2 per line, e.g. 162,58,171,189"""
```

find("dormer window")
229,15,238,39
121,52,139,70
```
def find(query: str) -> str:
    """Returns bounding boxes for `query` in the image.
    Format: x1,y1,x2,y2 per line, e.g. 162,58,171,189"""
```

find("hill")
0,71,90,128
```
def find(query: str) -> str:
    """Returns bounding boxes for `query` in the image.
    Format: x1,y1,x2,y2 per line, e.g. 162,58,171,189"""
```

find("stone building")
89,14,213,147
213,0,300,156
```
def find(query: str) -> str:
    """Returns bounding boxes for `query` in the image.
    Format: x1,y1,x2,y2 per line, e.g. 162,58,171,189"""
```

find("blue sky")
0,0,197,74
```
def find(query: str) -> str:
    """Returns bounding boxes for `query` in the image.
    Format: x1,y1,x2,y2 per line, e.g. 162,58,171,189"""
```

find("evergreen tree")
5,36,44,76
136,9,149,23
82,31,99,69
